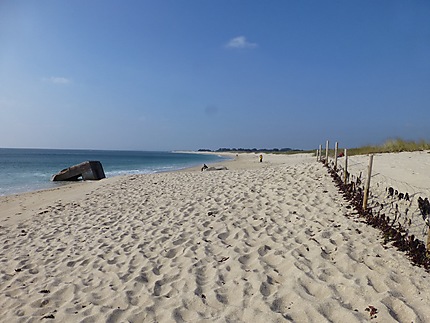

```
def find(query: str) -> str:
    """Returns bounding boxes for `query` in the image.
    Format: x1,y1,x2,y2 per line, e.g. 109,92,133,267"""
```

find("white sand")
1,152,430,322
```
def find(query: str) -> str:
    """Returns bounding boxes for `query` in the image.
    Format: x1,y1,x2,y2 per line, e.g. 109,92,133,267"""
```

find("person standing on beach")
259,154,263,163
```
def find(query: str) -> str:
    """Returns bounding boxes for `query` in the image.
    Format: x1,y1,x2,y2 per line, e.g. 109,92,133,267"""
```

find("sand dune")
1,153,430,322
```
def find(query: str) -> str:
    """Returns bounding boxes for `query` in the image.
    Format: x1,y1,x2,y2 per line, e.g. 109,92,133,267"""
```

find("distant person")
259,154,263,163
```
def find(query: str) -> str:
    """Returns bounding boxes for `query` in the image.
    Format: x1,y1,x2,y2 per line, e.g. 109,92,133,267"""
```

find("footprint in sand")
257,245,272,256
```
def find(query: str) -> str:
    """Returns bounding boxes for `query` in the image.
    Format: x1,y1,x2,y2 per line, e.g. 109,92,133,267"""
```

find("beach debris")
387,187,410,201
51,161,105,181
418,197,430,225
39,289,51,294
218,256,229,263
387,187,394,197
42,314,55,319
324,161,430,270
365,305,378,319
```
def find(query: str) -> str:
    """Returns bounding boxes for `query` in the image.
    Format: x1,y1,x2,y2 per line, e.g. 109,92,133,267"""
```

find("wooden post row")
325,140,329,165
334,142,338,170
344,149,348,184
362,154,374,210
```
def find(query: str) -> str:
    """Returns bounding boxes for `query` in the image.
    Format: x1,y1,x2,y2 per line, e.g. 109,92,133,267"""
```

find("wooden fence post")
334,142,338,170
344,149,348,184
362,154,374,210
325,140,329,166
316,149,319,161
319,145,322,162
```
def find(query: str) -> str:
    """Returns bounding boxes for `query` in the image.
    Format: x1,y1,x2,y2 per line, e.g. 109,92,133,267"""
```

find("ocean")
0,148,228,196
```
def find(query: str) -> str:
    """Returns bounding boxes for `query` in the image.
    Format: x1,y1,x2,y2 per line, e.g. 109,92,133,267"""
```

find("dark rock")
52,161,105,181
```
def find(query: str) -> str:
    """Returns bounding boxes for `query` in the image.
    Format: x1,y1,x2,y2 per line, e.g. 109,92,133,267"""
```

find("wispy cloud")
42,76,71,84
225,36,258,49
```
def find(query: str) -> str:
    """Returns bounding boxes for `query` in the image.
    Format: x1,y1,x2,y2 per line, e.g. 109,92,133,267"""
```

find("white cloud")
225,36,257,49
42,76,71,84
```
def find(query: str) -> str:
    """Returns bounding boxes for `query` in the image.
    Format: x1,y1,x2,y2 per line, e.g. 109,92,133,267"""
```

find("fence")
318,140,430,270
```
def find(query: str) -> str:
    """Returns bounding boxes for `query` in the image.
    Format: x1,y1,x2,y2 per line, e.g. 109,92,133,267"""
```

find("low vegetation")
347,139,430,156
201,139,430,157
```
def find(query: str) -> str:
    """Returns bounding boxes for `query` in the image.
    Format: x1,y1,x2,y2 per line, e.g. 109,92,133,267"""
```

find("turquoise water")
0,149,227,196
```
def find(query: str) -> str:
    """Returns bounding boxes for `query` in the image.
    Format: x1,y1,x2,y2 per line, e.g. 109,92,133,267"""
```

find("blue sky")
1,1,429,151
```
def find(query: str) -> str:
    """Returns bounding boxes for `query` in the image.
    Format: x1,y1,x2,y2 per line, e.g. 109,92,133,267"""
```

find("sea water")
0,149,228,196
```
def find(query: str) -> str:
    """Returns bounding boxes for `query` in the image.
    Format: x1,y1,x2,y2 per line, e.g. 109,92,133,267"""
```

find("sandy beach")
1,152,430,322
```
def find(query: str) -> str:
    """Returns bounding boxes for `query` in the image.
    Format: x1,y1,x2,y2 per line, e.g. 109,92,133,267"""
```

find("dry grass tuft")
347,139,430,156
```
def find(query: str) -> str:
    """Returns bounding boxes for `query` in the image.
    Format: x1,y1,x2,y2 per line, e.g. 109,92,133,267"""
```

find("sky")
1,0,429,151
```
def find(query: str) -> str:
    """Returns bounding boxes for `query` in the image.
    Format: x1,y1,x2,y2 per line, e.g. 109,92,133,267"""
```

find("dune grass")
346,139,430,156
315,139,430,158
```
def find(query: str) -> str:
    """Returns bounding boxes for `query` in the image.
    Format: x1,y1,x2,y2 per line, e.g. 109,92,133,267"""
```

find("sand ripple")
1,155,430,322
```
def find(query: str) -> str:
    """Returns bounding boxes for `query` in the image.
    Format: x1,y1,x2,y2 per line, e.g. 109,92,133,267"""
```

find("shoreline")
2,151,430,322
0,152,238,227
0,149,229,198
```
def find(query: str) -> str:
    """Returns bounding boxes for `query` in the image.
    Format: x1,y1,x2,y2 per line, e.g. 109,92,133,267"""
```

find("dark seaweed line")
321,160,430,271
